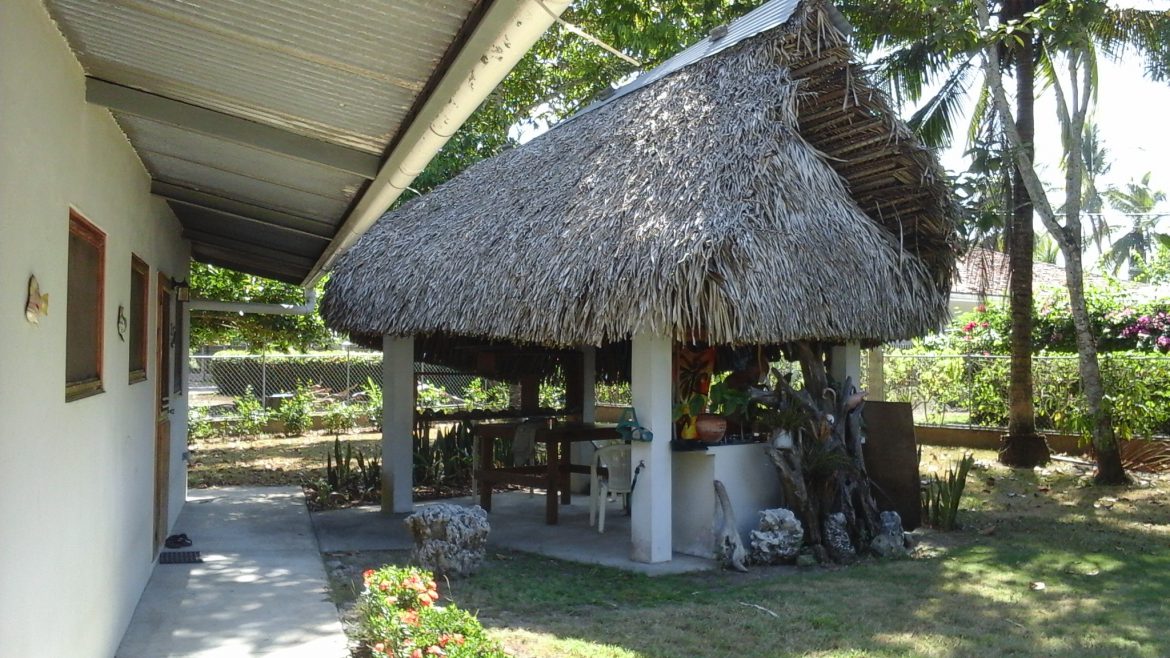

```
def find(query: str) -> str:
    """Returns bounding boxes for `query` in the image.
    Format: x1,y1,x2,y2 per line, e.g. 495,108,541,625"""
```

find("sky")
935,33,1170,224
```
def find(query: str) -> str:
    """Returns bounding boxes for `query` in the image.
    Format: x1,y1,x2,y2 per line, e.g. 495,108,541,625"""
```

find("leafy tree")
842,0,1047,466
844,0,1170,480
974,0,1170,484
1101,172,1169,278
189,262,331,352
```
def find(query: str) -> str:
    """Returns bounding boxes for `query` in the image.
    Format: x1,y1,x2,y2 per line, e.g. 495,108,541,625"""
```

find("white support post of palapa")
830,341,863,388
571,347,598,493
382,335,414,514
630,334,673,563
867,347,885,401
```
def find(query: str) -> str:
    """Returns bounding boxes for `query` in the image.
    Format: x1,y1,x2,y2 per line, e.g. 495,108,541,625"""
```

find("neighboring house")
950,247,1162,315
0,1,566,655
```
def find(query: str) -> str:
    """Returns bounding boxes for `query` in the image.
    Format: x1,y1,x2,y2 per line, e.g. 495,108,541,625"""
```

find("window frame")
129,254,149,384
65,209,106,401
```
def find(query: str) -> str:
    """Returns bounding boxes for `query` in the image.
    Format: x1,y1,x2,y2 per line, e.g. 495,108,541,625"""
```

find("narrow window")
129,255,149,382
66,210,106,400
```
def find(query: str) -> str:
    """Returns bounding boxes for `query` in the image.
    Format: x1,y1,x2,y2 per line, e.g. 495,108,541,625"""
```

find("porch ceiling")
44,0,486,284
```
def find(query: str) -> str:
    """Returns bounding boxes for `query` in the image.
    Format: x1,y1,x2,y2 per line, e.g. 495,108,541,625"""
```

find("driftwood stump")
759,341,884,564
713,480,748,572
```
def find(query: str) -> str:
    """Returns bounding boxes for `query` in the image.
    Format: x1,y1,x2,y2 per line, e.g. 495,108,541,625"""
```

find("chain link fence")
189,352,485,419
882,352,1170,437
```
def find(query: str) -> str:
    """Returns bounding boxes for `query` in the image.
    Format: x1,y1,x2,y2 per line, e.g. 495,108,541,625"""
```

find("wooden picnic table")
474,422,620,524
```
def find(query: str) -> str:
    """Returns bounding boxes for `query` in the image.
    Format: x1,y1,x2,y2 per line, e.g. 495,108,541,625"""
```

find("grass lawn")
189,436,1170,657
187,430,381,488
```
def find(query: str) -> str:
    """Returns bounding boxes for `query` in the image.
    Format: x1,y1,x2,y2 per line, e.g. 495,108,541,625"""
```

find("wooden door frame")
153,274,172,555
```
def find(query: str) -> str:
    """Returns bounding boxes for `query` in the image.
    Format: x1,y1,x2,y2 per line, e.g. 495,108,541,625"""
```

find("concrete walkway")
117,487,348,658
312,491,716,576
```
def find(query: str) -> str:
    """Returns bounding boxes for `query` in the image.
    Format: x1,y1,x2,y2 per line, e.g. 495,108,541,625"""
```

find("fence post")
260,354,267,405
965,356,972,428
345,344,352,394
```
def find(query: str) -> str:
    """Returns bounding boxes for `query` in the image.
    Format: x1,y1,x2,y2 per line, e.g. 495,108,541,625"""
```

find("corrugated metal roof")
567,0,802,123
44,0,485,282
119,115,364,211
50,0,475,152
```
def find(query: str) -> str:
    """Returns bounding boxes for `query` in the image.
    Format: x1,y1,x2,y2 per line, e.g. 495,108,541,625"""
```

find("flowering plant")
356,565,507,658
1120,311,1170,353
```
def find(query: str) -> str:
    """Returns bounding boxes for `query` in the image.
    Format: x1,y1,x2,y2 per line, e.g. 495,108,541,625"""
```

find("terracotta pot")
695,413,727,443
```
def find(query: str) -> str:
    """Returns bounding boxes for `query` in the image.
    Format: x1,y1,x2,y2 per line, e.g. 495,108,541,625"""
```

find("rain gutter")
303,0,572,285
188,288,318,316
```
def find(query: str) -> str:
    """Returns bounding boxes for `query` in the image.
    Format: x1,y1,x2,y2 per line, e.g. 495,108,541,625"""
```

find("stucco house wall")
0,2,190,656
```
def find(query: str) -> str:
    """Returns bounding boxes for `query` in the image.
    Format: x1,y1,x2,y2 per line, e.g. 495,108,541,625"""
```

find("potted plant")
708,381,752,441
755,405,809,449
673,393,726,443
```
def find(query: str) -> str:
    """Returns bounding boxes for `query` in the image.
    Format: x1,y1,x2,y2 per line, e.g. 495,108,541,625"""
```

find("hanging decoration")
117,305,128,341
24,275,49,324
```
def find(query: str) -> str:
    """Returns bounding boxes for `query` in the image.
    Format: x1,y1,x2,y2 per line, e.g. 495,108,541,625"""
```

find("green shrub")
596,381,631,405
363,377,384,431
229,386,269,436
276,383,316,436
462,377,509,410
323,401,357,436
189,408,217,440
413,421,475,488
356,566,506,658
921,452,974,531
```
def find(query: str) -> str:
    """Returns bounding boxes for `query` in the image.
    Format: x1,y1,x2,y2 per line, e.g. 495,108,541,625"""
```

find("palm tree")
843,0,1048,467
840,0,1170,481
1100,173,1168,278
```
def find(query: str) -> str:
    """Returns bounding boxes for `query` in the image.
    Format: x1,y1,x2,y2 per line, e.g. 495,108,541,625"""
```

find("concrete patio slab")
311,491,716,576
117,487,348,658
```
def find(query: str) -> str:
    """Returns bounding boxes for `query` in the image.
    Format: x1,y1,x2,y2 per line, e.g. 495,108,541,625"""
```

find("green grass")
326,447,1170,657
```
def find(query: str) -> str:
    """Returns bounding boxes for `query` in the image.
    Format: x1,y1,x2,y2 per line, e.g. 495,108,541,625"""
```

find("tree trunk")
975,1,1127,485
1000,1,1051,468
1063,248,1128,483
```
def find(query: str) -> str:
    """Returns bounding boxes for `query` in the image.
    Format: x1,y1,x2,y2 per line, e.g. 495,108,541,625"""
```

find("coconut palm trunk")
1001,3,1050,467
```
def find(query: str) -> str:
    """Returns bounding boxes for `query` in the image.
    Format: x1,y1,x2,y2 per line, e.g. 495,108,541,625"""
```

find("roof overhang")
46,0,568,285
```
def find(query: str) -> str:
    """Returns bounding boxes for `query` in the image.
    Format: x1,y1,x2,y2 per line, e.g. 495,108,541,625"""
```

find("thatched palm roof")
322,0,960,350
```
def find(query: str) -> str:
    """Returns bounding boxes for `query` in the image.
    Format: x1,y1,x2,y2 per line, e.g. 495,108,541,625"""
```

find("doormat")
160,551,202,564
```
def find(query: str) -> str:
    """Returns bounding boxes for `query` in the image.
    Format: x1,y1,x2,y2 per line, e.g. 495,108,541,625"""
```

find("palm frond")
907,59,976,149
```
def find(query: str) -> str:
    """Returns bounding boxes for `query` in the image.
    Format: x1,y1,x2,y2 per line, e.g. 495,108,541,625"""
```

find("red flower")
411,649,424,658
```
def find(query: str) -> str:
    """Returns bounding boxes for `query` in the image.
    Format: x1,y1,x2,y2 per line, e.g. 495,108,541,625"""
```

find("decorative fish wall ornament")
25,275,48,324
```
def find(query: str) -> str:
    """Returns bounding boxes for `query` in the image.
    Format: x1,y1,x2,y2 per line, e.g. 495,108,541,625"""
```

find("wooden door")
153,275,172,555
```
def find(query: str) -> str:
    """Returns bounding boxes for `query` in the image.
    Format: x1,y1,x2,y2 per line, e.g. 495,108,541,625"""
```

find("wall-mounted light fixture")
171,279,190,302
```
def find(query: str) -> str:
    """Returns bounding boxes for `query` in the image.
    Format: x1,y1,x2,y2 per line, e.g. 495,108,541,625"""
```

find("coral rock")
404,504,489,577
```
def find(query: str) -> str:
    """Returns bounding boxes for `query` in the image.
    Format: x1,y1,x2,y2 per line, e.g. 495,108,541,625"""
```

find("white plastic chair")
589,443,633,533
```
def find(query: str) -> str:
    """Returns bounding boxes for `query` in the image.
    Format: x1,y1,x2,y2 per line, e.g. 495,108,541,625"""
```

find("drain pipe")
188,288,317,316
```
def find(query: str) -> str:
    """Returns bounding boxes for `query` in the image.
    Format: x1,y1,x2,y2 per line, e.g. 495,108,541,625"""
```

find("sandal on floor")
164,533,193,549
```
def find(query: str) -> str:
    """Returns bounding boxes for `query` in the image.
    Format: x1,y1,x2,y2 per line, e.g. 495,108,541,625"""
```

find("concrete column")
630,334,673,563
382,335,414,514
866,347,885,400
571,347,598,493
829,341,863,387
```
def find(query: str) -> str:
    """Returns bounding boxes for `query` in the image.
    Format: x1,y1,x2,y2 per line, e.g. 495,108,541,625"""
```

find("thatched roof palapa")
322,0,961,351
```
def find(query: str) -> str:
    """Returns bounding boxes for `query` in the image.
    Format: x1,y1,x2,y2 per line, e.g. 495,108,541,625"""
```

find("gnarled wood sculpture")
761,341,882,563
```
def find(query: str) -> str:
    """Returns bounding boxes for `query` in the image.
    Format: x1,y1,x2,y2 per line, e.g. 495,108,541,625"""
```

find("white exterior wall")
0,2,189,656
